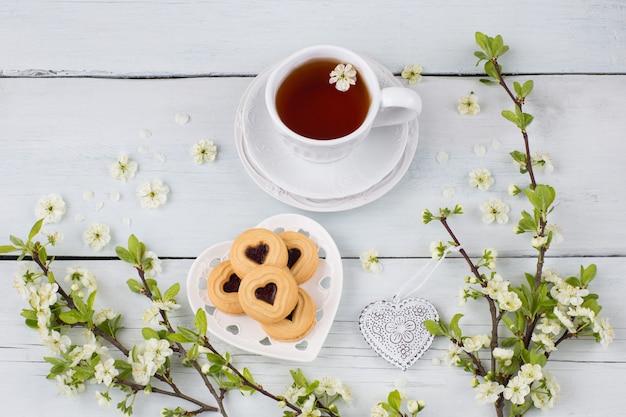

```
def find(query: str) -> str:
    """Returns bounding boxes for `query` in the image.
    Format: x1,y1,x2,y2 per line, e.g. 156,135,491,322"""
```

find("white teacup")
264,45,422,163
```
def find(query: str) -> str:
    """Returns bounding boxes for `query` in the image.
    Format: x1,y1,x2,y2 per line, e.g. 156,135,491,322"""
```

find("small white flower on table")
458,92,480,115
329,63,357,92
190,139,218,164
480,197,510,224
360,248,383,273
83,223,111,251
136,178,170,208
468,168,494,190
35,193,67,224
110,153,138,181
401,64,423,84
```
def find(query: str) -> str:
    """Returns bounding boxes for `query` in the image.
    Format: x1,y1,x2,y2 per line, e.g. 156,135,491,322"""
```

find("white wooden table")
1,1,624,416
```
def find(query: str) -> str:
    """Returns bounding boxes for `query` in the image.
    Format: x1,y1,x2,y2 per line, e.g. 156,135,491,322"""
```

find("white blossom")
498,291,522,312
401,64,423,84
553,307,577,333
469,168,494,191
145,338,173,367
42,330,71,354
550,281,589,307
444,343,463,366
64,266,98,294
480,198,510,224
503,376,530,405
137,178,170,209
519,363,543,383
329,63,357,92
531,332,557,352
458,92,480,115
531,235,549,249
493,347,514,366
144,251,162,277
593,316,615,347
93,309,118,326
131,353,158,385
545,223,564,244
35,193,67,224
190,139,218,164
13,262,41,299
143,304,161,325
95,391,112,408
536,317,563,335
109,153,138,182
360,249,383,273
531,151,554,174
95,357,119,386
371,402,390,417
463,334,490,353
43,229,64,246
475,381,505,405
284,385,307,403
83,223,111,251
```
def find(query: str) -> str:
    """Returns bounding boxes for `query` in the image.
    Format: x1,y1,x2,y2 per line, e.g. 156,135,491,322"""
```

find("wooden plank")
1,75,625,258
0,257,622,416
1,0,625,76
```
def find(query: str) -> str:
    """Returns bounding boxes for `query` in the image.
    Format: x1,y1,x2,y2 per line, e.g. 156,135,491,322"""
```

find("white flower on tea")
35,193,67,224
469,168,494,191
190,139,218,164
474,381,505,405
401,64,423,84
83,222,111,252
329,63,357,92
360,249,383,273
110,153,138,182
480,198,510,224
458,92,480,115
136,178,170,209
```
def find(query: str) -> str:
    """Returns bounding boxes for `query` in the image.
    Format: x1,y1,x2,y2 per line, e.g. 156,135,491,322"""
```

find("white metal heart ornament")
358,246,461,371
359,297,438,371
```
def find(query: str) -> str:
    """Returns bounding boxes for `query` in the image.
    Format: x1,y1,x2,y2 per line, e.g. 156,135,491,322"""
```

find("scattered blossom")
401,64,423,84
480,198,510,224
360,249,383,273
175,112,190,125
329,63,357,92
475,381,505,405
83,223,111,251
458,92,480,115
110,153,138,181
190,139,218,164
137,178,170,209
35,193,67,224
469,168,494,190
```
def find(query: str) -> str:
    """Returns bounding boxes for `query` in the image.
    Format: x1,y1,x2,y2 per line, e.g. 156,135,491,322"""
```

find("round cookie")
238,265,298,324
278,231,319,284
206,260,245,315
229,228,288,277
261,288,316,342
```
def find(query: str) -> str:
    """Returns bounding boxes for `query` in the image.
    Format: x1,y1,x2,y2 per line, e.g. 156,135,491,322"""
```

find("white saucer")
240,60,408,200
235,58,420,212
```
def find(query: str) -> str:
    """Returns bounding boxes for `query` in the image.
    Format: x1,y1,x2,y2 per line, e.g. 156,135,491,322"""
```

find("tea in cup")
265,45,422,163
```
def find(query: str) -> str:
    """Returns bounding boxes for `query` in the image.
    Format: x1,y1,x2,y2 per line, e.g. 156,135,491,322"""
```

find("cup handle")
372,87,422,127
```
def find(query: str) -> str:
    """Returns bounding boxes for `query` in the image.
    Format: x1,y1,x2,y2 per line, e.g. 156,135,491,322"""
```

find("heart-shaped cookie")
359,297,438,371
238,265,298,324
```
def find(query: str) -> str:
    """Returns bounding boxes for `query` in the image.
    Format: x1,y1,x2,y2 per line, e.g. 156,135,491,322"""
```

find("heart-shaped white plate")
359,297,438,371
186,213,343,362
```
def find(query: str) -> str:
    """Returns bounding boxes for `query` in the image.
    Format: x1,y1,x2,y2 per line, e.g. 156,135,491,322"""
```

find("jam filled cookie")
206,260,245,315
238,265,298,324
261,288,316,342
229,228,288,277
278,231,319,284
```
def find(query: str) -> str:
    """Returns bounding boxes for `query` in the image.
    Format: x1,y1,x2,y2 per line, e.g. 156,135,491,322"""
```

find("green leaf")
176,327,199,343
475,32,490,54
0,245,19,254
521,80,534,97
449,313,464,340
38,246,48,267
581,264,597,286
502,109,519,127
387,390,402,412
126,278,143,293
186,343,199,362
424,319,446,336
128,235,142,264
116,246,135,265
9,235,25,248
484,60,500,80
59,310,83,325
194,309,208,337
290,368,309,387
164,283,181,301
142,327,160,340
524,185,556,213
28,219,44,242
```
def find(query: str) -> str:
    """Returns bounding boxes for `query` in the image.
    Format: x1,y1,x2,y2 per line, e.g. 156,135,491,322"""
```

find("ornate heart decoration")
359,297,438,371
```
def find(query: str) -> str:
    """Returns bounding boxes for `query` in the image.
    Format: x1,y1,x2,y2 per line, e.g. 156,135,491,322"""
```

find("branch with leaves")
4,226,360,417
422,32,614,417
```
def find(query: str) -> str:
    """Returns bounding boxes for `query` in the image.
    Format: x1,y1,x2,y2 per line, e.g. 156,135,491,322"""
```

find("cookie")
261,288,316,342
229,228,288,277
238,265,298,324
278,231,319,284
206,260,245,315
